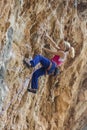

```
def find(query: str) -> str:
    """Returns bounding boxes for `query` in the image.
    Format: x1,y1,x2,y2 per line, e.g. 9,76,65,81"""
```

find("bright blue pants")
30,55,56,89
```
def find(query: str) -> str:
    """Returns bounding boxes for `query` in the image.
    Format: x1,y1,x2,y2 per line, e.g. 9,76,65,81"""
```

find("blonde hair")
64,41,75,58
69,47,75,58
64,41,70,52
59,39,75,58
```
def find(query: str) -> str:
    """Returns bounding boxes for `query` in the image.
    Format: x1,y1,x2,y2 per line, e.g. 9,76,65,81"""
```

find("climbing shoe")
23,58,32,68
27,88,37,94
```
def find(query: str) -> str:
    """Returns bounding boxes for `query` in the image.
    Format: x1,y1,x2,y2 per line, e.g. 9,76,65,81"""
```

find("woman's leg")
31,67,46,89
30,55,50,68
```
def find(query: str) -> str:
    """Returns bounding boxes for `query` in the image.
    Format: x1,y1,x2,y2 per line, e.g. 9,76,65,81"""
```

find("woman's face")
58,41,66,51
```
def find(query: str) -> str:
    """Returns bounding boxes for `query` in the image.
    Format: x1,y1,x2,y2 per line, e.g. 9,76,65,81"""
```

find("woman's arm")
45,35,60,50
43,47,65,58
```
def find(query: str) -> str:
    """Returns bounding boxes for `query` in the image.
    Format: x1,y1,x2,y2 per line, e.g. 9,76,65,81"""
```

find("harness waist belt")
47,62,52,71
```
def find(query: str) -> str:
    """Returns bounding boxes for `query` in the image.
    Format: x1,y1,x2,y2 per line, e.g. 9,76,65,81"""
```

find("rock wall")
0,0,87,130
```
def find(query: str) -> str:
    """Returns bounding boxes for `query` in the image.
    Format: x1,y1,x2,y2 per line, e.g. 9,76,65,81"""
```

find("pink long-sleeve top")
51,54,66,66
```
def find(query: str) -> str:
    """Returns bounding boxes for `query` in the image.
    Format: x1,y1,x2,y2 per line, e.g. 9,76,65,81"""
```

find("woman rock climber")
23,35,75,93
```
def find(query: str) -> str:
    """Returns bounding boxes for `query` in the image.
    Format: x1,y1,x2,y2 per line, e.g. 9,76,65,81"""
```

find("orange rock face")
0,0,87,130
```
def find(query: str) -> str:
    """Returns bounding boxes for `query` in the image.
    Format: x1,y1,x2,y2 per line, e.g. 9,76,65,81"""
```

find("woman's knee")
37,54,43,59
36,54,41,57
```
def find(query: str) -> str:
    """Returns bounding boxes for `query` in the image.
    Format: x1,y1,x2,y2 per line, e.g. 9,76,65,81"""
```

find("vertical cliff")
0,0,87,130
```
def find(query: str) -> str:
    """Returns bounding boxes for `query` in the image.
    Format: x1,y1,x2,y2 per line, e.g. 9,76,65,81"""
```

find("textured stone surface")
82,125,87,130
0,0,87,130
